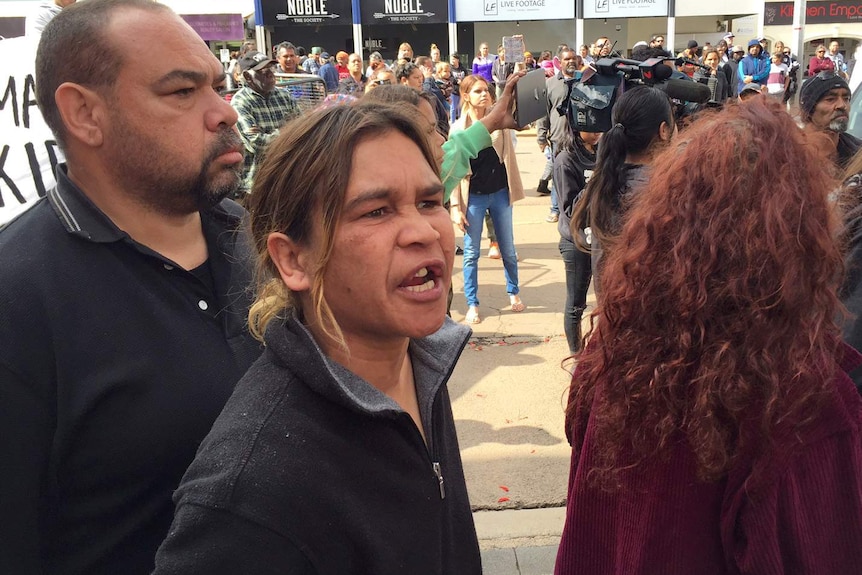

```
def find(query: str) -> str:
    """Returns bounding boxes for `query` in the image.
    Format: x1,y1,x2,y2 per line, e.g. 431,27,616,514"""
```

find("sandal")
509,296,526,313
465,306,481,324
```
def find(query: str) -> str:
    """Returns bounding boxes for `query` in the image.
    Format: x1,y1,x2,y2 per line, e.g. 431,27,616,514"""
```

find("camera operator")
570,86,676,291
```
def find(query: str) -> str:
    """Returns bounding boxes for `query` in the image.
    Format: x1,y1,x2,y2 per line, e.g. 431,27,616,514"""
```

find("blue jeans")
463,189,519,307
542,145,559,215
450,94,461,123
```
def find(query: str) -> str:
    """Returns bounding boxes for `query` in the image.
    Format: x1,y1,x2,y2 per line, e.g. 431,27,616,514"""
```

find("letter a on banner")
0,36,65,226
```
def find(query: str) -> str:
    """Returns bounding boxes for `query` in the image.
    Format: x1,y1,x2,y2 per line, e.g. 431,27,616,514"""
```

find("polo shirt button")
198,300,209,311
163,264,174,270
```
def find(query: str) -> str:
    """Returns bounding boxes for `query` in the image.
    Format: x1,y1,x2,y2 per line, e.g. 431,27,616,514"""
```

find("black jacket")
153,316,481,574
840,172,862,392
839,132,862,168
0,166,261,574
554,145,597,243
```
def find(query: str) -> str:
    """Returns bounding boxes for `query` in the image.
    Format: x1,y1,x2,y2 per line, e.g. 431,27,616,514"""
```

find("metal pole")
352,0,363,58
575,0,583,54
666,0,675,55
448,0,458,55
791,0,807,107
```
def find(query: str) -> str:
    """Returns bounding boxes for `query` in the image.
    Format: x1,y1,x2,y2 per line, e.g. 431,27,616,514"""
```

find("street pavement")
450,129,596,574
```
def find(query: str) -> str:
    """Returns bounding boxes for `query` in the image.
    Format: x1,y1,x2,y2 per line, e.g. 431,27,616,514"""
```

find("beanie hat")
799,72,850,117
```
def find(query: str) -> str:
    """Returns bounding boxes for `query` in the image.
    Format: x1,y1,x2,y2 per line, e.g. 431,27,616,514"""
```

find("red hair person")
555,99,862,574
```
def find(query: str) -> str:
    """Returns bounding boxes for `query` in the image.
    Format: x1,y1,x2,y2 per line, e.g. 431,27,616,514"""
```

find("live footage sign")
0,37,63,226
455,0,574,21
583,0,669,19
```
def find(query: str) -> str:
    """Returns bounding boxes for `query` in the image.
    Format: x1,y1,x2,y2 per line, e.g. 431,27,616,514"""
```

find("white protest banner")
0,36,64,226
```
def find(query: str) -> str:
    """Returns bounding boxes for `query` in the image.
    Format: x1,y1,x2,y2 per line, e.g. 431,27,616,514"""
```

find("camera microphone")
657,78,712,104
674,57,711,71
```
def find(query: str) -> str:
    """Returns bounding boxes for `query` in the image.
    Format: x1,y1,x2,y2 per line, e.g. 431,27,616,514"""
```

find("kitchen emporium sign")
361,0,448,24
764,1,862,25
455,0,574,22
257,0,352,25
582,0,669,19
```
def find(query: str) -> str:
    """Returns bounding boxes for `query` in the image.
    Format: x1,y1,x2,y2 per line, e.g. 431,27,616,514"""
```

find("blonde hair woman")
449,75,525,324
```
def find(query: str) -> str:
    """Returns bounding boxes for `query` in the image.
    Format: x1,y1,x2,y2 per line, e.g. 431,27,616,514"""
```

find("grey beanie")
799,72,850,117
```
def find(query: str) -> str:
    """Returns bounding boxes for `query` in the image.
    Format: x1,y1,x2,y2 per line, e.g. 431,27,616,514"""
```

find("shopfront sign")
361,0,448,24
181,14,244,40
257,0,352,26
582,0,669,19
764,1,862,25
455,0,574,22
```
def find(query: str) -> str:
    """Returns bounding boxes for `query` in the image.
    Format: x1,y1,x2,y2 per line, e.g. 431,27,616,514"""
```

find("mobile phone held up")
513,68,548,130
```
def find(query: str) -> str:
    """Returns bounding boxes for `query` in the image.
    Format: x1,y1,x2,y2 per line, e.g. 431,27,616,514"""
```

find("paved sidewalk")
475,508,564,574
450,130,587,574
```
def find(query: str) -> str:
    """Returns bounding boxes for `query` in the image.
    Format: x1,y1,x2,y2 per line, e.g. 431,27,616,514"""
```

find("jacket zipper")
409,328,471,502
432,461,445,499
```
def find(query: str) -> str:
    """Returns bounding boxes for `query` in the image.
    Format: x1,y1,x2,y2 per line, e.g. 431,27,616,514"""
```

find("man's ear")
54,82,106,147
243,70,253,85
267,232,315,293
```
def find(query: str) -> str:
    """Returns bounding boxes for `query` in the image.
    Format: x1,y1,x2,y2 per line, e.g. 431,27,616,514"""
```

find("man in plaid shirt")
231,51,300,195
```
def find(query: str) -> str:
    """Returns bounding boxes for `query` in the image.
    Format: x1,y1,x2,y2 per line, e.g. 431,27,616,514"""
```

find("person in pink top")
809,44,835,76
555,98,862,575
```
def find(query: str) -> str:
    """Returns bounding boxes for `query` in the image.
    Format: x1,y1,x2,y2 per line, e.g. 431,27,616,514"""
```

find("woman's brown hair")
565,98,844,485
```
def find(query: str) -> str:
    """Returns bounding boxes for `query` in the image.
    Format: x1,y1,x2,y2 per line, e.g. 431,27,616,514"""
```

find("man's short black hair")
35,0,171,149
393,61,420,81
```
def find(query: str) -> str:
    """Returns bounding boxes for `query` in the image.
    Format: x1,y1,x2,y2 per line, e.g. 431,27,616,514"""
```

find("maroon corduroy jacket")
555,344,862,575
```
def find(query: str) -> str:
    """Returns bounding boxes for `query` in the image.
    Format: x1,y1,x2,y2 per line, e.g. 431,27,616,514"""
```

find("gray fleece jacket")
153,315,481,574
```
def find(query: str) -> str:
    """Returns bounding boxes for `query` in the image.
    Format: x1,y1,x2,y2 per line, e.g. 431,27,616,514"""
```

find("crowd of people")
3,0,862,572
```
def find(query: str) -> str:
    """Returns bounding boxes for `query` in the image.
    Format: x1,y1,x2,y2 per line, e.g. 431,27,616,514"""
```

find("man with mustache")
0,0,263,573
800,72,860,168
537,48,580,223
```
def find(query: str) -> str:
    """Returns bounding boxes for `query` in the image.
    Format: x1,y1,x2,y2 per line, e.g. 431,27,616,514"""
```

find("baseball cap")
311,46,323,55
687,40,698,49
732,45,745,53
320,52,331,60
739,83,763,97
238,51,274,73
723,32,735,41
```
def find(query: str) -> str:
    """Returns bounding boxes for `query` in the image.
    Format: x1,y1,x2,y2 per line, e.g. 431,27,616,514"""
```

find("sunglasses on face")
371,79,393,86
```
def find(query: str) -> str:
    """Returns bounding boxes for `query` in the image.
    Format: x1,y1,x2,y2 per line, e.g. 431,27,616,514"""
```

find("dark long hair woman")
555,98,862,574
569,85,675,291
554,125,600,353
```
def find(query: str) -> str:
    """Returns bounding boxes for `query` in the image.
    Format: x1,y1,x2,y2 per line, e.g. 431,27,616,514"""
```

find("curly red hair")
565,99,845,485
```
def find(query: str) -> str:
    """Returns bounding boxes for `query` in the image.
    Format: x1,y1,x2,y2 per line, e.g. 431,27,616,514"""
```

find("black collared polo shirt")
0,166,263,574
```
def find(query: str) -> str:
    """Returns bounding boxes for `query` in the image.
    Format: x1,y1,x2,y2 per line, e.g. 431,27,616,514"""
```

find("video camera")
562,57,711,133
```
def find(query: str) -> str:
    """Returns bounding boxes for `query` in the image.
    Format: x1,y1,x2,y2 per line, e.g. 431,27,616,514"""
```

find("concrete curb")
474,507,566,550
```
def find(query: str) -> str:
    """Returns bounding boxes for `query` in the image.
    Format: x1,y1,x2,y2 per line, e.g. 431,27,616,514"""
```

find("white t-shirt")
766,63,788,94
